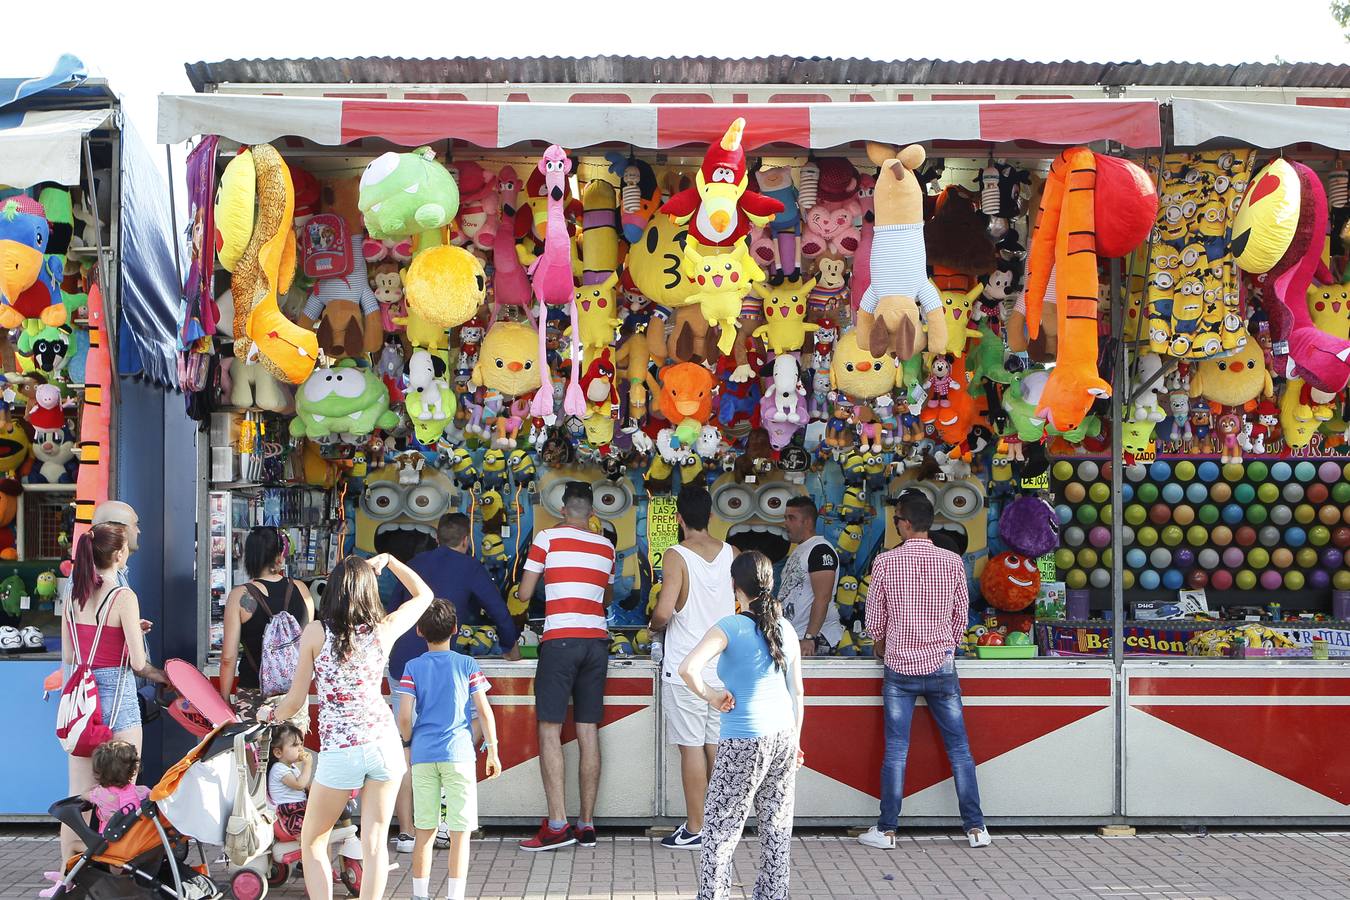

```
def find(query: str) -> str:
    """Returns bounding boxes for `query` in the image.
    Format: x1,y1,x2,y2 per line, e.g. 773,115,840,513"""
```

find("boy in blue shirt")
397,600,502,900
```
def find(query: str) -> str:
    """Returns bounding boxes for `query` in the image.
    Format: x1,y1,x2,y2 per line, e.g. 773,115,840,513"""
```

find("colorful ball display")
1222,463,1244,482
1210,570,1234,590
1285,571,1306,590
1236,570,1257,590
1296,547,1319,569
1198,504,1220,525
1236,526,1257,547
1066,569,1088,589
1122,569,1136,589
1173,505,1196,526
1320,505,1342,527
1258,525,1281,547
1285,527,1307,548
1246,505,1268,525
1211,525,1233,546
1247,547,1270,569
1188,569,1209,589
1137,526,1158,547
1333,482,1350,504
1149,461,1172,482
1322,548,1344,569
1099,506,1113,526
1150,504,1172,525
1138,569,1161,590
1089,483,1111,504
1161,525,1184,547
1222,547,1245,568
1310,525,1332,547
1295,461,1317,483
1307,483,1330,505
1077,461,1100,482
1076,505,1098,525
1125,464,1147,483
1064,526,1086,547
1078,548,1099,568
1271,547,1294,569
1057,504,1074,525
1260,570,1283,590
1270,505,1293,526
1056,548,1076,569
1174,460,1196,481
1210,482,1233,502
1320,461,1342,483
1197,548,1220,570
1162,570,1184,590
1064,483,1086,503
1295,504,1316,524
1122,484,1135,503
1173,548,1196,568
1336,570,1350,590
1247,461,1269,482
1255,483,1278,504
1283,483,1305,503
1197,461,1220,482
1161,483,1184,504
1310,570,1331,589
1137,483,1159,504
1185,483,1208,504
1089,526,1111,548
1186,525,1209,547
1090,569,1112,589
1126,548,1146,569
1222,504,1244,525
1271,461,1292,482
1052,461,1075,481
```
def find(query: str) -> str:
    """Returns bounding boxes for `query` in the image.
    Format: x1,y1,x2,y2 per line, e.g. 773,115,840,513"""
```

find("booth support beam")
1109,257,1126,820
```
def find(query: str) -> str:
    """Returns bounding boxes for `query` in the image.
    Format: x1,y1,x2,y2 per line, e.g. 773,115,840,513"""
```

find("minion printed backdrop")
185,123,1350,662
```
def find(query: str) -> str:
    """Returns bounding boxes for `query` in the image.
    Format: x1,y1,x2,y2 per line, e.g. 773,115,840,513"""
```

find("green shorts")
410,761,478,832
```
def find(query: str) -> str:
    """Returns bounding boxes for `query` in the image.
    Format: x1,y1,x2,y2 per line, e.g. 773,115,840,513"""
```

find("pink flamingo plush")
528,146,585,417
490,167,536,328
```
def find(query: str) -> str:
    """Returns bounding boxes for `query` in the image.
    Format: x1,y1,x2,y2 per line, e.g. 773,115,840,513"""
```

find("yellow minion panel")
706,470,806,563
534,465,638,584
884,472,988,576
355,464,457,559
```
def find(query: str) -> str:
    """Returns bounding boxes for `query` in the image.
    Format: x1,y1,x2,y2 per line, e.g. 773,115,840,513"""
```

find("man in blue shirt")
386,512,519,850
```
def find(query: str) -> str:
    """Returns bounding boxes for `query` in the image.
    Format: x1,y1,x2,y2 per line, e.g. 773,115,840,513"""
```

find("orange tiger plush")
1025,149,1155,433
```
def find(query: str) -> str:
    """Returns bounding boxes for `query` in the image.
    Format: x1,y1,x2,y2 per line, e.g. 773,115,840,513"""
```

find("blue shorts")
314,735,406,791
93,666,140,733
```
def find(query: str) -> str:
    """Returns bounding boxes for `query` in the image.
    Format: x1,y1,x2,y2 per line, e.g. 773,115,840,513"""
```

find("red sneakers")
520,820,576,852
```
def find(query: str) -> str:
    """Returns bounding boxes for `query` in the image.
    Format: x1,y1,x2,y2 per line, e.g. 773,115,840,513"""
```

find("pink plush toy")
489,167,535,328
449,161,498,252
527,147,585,417
1280,164,1350,398
801,198,862,258
851,175,877,309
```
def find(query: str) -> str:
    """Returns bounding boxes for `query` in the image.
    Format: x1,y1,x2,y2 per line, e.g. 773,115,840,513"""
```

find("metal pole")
164,145,183,288
1109,256,1126,820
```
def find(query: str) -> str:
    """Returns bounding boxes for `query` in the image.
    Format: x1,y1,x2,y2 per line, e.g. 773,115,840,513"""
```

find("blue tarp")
0,56,180,389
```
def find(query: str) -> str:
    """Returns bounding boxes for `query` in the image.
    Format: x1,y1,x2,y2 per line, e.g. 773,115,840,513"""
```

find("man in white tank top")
648,487,736,850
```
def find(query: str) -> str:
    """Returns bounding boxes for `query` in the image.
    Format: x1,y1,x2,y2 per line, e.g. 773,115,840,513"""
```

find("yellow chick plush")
831,330,899,401
936,285,984,356
470,321,543,397
683,240,764,356
574,272,622,362
751,276,820,355
1187,329,1272,411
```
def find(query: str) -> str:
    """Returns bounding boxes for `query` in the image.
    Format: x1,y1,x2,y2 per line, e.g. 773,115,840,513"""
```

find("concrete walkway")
3,827,1349,898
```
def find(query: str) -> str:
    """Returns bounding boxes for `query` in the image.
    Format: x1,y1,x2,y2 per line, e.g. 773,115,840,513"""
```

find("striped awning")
1172,98,1350,151
157,93,1162,150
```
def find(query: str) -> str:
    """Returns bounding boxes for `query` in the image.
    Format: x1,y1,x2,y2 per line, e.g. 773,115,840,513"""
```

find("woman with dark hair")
262,554,432,900
218,527,314,713
679,551,805,900
59,523,168,861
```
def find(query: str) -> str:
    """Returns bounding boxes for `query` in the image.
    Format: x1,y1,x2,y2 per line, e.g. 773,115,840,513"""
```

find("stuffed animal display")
170,116,1350,662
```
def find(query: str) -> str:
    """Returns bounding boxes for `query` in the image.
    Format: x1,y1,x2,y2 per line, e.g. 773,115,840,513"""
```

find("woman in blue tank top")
679,551,805,900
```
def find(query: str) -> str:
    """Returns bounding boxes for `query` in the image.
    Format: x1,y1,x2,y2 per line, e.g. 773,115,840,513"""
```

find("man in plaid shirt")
858,491,990,850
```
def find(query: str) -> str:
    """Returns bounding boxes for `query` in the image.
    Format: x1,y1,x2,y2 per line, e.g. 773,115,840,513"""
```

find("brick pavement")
3,827,1349,898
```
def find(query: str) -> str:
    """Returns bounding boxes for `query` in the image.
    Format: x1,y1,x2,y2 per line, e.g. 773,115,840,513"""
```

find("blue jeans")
877,664,984,831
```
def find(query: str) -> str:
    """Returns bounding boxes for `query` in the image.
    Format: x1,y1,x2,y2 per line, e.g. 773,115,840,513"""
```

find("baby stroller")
46,721,234,899
254,750,362,897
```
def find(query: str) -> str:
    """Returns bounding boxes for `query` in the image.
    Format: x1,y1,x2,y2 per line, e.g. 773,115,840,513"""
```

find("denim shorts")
93,666,140,733
314,735,407,791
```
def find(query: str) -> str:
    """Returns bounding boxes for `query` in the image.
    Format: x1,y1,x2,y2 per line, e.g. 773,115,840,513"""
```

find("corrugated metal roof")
185,56,1350,92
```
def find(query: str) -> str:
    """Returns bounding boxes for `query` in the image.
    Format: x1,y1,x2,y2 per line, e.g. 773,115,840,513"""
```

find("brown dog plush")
855,143,947,360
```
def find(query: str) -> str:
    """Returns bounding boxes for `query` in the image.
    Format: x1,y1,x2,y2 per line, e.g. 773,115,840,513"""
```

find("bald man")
92,500,140,587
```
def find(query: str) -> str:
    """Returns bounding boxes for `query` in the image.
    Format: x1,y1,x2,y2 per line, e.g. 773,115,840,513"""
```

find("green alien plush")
0,574,27,617
358,147,460,241
1003,368,1100,443
291,362,399,442
34,570,58,611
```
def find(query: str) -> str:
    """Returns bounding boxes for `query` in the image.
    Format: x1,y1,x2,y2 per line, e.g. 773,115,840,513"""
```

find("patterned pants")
275,801,307,837
698,729,797,900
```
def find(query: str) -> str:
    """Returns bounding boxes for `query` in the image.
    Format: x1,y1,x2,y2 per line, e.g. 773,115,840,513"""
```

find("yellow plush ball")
404,244,487,330
1232,159,1300,275
215,149,256,273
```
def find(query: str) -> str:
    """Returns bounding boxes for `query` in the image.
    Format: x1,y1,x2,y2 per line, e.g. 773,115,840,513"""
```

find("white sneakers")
857,826,895,849
857,825,993,849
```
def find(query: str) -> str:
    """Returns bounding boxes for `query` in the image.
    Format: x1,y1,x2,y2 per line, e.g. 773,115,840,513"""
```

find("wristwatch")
803,633,817,642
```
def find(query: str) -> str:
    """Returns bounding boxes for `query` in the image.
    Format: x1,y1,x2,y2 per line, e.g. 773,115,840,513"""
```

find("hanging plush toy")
1024,148,1156,433
404,350,458,444
660,118,784,250
527,145,585,418
1186,330,1273,411
404,243,486,331
358,148,460,241
470,322,544,449
657,362,717,448
751,166,802,281
298,230,383,357
291,362,398,443
0,197,64,330
855,143,946,360
489,167,535,327
752,276,820,355
447,161,497,252
684,241,764,356
574,272,622,364
580,178,622,287
225,144,319,385
605,154,662,243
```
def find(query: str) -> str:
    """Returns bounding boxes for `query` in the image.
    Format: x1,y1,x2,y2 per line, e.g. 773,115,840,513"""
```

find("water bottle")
650,638,664,665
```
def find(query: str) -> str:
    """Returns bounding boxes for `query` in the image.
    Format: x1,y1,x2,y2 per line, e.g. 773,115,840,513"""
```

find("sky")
3,0,1348,152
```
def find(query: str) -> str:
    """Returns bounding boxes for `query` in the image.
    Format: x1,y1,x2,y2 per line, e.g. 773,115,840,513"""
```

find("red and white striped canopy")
158,93,1162,150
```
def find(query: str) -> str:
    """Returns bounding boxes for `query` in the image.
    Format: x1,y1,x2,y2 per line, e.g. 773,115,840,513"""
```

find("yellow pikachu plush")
574,272,622,362
1308,280,1350,341
936,284,985,356
683,240,765,356
751,276,820,355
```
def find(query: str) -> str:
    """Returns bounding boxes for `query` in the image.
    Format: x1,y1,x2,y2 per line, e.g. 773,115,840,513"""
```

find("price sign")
648,496,679,573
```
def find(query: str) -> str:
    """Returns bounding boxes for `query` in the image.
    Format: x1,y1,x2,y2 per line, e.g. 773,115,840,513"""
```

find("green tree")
1336,1,1350,38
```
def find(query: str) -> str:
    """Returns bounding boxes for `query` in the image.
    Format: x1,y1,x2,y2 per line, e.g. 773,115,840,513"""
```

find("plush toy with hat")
0,196,68,331
854,143,946,361
660,118,784,249
358,147,460,241
1025,149,1156,434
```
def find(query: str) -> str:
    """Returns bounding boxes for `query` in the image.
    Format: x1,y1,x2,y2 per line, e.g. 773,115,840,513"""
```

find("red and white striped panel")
158,93,1162,149
1125,664,1350,817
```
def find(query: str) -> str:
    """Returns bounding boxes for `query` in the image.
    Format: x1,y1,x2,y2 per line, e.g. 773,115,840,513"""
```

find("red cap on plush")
815,158,860,203
699,118,748,186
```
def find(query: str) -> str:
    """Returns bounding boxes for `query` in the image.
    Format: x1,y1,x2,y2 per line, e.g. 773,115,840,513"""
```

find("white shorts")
663,680,721,747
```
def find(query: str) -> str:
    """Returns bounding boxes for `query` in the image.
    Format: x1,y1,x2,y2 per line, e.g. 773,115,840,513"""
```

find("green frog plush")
291,361,399,443
358,147,460,241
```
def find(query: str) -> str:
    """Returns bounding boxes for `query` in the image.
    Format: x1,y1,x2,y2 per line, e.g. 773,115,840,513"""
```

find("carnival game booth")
158,56,1350,824
0,57,187,818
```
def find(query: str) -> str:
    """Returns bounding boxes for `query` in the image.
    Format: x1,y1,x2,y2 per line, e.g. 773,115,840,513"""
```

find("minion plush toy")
837,522,863,563
835,575,861,626
479,448,508,491
508,449,536,486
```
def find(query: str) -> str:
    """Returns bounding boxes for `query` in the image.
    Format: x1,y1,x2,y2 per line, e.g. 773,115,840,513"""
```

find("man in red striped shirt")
516,481,616,852
858,490,990,851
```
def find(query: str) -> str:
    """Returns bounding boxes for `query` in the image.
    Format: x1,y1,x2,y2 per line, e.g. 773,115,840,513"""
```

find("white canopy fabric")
157,92,1163,150
0,107,110,187
1171,98,1350,151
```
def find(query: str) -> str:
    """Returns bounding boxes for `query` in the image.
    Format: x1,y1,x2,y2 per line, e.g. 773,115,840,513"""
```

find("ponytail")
71,524,127,609
730,551,786,672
